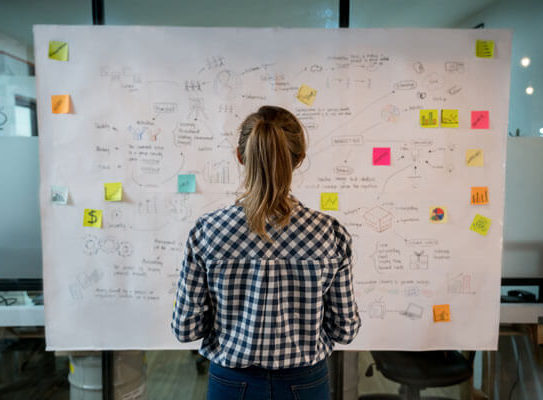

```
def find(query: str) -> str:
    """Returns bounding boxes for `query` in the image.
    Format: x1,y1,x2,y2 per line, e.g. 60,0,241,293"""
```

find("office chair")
360,351,475,400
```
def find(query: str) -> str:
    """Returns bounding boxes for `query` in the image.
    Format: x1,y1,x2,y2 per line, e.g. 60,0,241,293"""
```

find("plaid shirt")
171,201,360,368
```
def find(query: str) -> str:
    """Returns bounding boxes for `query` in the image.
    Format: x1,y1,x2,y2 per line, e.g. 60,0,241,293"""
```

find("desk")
500,303,543,325
1,303,541,328
0,305,44,327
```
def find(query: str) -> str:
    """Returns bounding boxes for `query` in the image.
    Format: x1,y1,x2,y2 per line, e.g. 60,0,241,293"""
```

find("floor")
0,331,542,399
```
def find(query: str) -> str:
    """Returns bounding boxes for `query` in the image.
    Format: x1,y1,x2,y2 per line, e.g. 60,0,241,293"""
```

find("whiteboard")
34,26,511,350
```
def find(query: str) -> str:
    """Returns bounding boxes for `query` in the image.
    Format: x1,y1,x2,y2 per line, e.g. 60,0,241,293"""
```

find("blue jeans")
207,359,331,400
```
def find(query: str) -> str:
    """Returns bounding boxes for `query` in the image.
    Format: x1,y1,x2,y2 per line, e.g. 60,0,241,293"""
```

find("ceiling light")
520,57,531,67
526,86,534,95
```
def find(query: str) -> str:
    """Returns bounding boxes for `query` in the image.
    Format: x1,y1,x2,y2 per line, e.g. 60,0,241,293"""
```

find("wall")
457,0,543,277
457,0,543,137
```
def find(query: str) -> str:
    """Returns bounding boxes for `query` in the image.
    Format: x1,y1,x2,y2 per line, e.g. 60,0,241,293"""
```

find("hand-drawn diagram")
36,26,510,350
365,299,424,320
410,251,429,270
364,207,394,233
83,235,134,258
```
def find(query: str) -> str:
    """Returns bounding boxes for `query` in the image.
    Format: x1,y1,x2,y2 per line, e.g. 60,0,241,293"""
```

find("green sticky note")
178,174,196,193
476,40,494,58
320,193,338,211
104,182,123,201
470,214,492,236
48,41,69,61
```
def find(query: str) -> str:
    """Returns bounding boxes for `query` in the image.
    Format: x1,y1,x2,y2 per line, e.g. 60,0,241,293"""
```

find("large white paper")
34,26,511,350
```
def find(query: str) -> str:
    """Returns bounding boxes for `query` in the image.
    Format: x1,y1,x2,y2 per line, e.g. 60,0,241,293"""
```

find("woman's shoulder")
293,201,351,238
193,203,246,231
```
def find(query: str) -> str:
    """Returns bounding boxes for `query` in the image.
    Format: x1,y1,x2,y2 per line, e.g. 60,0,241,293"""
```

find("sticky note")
476,40,494,58
51,95,71,114
297,84,317,106
51,186,69,205
433,304,450,322
420,109,439,128
441,109,459,128
471,111,489,129
373,147,391,166
430,206,448,223
48,41,69,61
104,182,123,201
320,193,338,211
466,149,484,167
83,209,102,228
178,174,196,193
69,362,74,374
471,187,489,205
470,214,492,236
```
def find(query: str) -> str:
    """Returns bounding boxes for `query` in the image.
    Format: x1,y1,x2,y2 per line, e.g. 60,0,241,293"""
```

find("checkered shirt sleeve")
323,220,360,344
171,202,361,368
171,219,213,342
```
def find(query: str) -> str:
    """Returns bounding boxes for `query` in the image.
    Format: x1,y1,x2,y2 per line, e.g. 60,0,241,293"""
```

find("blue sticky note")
178,174,196,193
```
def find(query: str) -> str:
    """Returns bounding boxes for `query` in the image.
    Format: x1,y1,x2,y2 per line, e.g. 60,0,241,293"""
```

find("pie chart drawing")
430,207,447,223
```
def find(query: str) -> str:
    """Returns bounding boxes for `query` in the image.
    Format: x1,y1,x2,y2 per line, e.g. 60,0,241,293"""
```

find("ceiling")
0,0,499,52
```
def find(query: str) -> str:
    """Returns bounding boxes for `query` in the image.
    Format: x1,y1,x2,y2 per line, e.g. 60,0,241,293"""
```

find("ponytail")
237,106,306,240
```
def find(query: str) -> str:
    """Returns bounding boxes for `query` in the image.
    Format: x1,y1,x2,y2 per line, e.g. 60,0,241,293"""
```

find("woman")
172,105,360,400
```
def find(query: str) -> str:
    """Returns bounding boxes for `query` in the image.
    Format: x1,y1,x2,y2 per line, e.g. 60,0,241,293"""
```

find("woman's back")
172,105,360,399
172,201,359,368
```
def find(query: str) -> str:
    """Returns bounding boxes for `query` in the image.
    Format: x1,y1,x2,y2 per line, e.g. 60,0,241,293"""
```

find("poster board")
34,26,511,350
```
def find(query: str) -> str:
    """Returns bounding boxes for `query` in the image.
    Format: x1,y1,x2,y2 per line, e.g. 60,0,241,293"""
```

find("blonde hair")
236,106,306,240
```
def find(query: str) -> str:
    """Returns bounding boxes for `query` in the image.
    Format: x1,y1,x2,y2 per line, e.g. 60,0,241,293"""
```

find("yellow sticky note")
51,95,71,114
48,41,69,61
420,109,439,128
320,193,338,211
297,84,317,106
466,149,484,167
69,362,74,374
433,304,450,322
83,209,102,228
470,214,492,236
471,187,489,205
441,109,459,128
476,40,494,58
104,182,123,201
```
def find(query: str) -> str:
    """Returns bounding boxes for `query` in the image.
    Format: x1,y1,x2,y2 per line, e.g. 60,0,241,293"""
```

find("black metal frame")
0,279,43,291
502,277,543,303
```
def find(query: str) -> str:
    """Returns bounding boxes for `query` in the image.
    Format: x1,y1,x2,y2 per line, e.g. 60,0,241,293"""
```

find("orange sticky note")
433,304,450,322
471,187,489,205
51,95,71,114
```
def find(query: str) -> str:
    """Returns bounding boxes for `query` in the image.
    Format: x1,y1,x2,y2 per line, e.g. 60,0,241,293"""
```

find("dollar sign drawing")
88,210,98,225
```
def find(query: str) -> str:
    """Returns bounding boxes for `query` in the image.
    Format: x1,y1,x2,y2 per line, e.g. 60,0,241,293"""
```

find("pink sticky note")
471,111,489,129
373,147,391,166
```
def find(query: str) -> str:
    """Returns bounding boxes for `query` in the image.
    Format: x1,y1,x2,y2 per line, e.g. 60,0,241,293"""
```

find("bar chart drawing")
447,273,475,295
204,160,232,184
